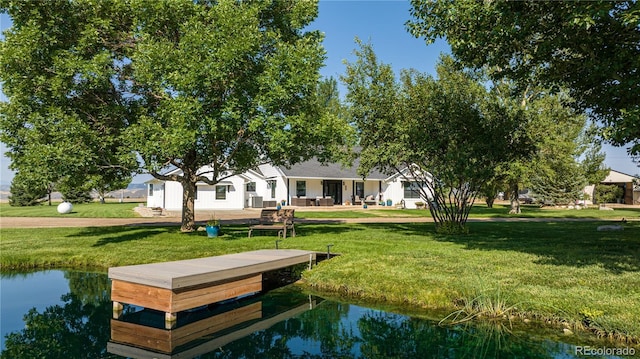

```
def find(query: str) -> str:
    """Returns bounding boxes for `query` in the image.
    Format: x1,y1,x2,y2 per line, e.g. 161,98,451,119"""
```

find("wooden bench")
248,209,296,239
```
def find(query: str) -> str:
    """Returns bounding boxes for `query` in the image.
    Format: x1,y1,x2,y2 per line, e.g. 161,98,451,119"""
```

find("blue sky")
1,1,638,185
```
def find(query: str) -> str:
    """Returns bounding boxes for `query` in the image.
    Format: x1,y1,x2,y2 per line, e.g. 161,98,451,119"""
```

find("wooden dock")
107,294,321,358
109,249,316,323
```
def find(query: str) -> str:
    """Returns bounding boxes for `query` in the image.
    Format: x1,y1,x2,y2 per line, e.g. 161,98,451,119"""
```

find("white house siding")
163,180,184,210
194,177,245,210
255,164,288,205
146,162,437,210
382,180,403,206
243,171,264,208
146,181,165,208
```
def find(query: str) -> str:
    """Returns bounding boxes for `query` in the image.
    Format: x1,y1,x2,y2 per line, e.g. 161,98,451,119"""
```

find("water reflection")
1,271,112,358
108,290,322,357
1,270,637,359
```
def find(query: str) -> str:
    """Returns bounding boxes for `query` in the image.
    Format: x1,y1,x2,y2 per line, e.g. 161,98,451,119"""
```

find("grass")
469,203,640,219
1,220,639,344
0,202,144,218
296,208,435,219
2,201,638,220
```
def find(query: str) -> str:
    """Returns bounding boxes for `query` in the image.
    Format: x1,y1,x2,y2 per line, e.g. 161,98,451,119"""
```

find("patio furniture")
248,209,296,239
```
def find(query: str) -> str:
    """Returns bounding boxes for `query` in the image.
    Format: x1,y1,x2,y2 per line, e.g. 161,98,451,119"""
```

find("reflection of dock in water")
108,292,321,358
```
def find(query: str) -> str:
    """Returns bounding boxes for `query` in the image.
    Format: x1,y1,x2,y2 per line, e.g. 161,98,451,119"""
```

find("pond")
1,270,637,358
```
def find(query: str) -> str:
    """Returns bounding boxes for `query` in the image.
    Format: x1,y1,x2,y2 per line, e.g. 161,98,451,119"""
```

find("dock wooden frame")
109,249,316,323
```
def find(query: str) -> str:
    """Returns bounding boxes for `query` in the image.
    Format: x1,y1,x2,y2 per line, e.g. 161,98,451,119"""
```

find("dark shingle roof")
280,158,388,180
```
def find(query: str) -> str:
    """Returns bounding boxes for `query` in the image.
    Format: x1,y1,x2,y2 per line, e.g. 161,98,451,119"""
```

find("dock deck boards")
109,249,316,319
108,249,315,289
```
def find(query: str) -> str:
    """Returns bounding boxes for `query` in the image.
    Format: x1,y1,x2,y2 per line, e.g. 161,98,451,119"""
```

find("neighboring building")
583,169,640,205
146,159,433,210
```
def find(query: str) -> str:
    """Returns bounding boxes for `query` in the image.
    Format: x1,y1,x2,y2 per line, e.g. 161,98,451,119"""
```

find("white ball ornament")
57,202,73,214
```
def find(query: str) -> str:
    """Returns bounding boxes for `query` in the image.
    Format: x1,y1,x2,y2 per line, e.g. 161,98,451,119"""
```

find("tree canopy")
0,0,136,204
1,0,352,230
343,41,528,232
408,0,640,159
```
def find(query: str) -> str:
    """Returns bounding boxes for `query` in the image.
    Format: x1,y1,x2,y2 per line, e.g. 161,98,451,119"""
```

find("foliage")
479,178,502,209
122,0,353,232
478,83,604,214
594,184,624,204
0,0,354,232
0,0,137,201
1,272,116,358
526,102,592,206
530,160,586,206
435,220,469,235
580,140,610,185
343,41,528,232
8,171,48,206
59,188,93,204
206,217,220,227
408,0,640,158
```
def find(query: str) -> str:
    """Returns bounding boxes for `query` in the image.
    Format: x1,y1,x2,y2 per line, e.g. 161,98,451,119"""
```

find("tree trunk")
181,178,197,232
508,181,521,214
485,196,495,208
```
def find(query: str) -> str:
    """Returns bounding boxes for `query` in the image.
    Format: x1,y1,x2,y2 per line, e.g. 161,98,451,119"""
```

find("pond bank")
1,221,639,348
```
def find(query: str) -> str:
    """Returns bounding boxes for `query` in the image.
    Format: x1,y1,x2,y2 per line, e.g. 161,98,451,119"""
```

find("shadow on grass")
72,224,357,246
434,221,640,274
63,226,178,247
293,224,367,236
469,204,640,219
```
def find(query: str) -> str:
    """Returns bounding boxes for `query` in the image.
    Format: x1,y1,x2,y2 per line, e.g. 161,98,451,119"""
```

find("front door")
323,180,342,204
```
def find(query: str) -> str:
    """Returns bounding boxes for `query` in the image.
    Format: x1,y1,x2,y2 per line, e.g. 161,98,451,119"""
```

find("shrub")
594,184,624,204
8,173,48,206
436,221,469,235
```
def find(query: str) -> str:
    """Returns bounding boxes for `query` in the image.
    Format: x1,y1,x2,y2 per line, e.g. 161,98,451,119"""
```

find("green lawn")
0,202,143,218
2,201,638,221
469,203,640,219
1,221,639,344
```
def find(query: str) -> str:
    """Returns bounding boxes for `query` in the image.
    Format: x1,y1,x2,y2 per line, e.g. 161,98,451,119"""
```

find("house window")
246,182,256,192
296,181,306,197
355,182,364,198
148,184,153,196
403,181,422,199
267,180,276,199
215,185,226,200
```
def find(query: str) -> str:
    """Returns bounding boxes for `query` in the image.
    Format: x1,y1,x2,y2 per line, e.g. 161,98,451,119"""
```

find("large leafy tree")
343,41,526,233
0,0,137,205
1,0,350,231
124,0,348,231
408,0,640,159
489,86,597,213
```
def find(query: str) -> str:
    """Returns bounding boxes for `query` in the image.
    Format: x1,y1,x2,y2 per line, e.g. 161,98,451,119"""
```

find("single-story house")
583,169,640,205
146,159,433,210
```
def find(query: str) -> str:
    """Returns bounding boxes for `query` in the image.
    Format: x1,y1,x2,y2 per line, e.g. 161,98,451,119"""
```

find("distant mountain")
0,183,148,201
127,183,147,190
